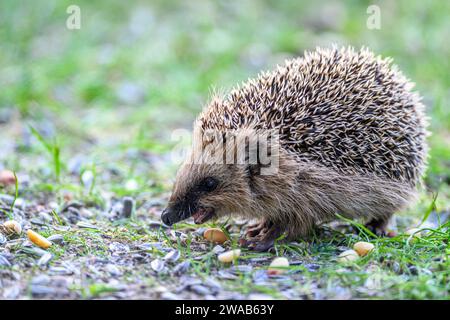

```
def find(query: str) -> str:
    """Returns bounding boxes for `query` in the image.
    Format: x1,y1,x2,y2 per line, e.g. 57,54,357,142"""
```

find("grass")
29,125,62,184
0,0,448,299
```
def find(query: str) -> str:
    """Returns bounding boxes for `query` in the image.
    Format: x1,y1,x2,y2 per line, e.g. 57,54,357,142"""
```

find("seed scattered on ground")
173,260,190,275
0,233,6,244
27,230,52,249
267,257,290,275
353,241,375,256
47,234,64,245
37,252,53,266
212,245,225,254
190,284,210,296
203,228,228,244
0,254,11,267
164,249,180,262
2,220,22,235
338,249,359,263
0,170,16,186
151,258,165,272
21,247,48,257
76,221,99,229
218,249,241,263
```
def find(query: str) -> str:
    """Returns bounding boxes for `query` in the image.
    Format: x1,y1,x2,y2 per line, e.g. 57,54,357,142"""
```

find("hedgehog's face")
161,162,251,226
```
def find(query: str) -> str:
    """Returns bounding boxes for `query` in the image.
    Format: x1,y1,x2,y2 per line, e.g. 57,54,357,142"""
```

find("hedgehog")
161,47,428,251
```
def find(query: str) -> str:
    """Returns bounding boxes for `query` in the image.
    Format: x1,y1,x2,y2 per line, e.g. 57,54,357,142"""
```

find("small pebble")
30,218,47,226
391,261,402,274
66,207,81,224
27,230,52,249
38,212,53,223
338,249,359,263
203,228,228,244
408,265,419,275
218,249,241,263
353,241,375,256
122,197,135,218
194,227,207,237
267,257,290,275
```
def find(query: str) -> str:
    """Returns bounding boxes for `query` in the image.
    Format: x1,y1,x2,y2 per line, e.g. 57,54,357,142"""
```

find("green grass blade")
335,213,378,239
53,143,61,182
28,125,52,153
419,192,438,227
7,171,19,220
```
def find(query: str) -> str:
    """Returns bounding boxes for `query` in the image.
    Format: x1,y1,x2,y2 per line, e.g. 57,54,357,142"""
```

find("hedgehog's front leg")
365,214,395,237
240,219,284,252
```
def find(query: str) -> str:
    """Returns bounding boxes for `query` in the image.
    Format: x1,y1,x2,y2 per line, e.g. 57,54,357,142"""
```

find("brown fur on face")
164,128,416,239
161,47,428,246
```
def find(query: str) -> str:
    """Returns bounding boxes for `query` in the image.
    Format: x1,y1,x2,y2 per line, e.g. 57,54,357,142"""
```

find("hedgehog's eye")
199,177,218,192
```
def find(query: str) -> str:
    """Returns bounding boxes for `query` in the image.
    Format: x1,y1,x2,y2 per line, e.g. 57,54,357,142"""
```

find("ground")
0,0,449,299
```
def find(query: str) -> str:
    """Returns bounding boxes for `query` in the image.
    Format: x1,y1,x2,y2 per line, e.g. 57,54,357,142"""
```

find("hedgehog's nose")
161,208,174,226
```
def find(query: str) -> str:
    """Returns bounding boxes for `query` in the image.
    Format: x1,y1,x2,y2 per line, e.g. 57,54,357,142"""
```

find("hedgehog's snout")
161,208,176,226
161,202,192,226
161,193,202,226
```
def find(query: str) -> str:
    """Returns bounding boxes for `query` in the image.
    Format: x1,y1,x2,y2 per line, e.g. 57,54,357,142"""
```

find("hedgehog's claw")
241,220,282,252
245,221,269,238
249,239,276,252
365,216,393,237
240,237,274,252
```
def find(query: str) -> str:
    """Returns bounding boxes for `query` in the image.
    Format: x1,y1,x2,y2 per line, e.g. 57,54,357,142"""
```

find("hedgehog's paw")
365,216,395,237
240,236,275,252
240,220,282,252
245,220,269,238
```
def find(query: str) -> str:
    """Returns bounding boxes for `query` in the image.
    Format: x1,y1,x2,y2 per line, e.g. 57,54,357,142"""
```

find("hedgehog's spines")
197,46,428,186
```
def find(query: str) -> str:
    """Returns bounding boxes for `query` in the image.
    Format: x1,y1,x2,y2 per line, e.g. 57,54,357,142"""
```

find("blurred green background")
0,0,449,205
